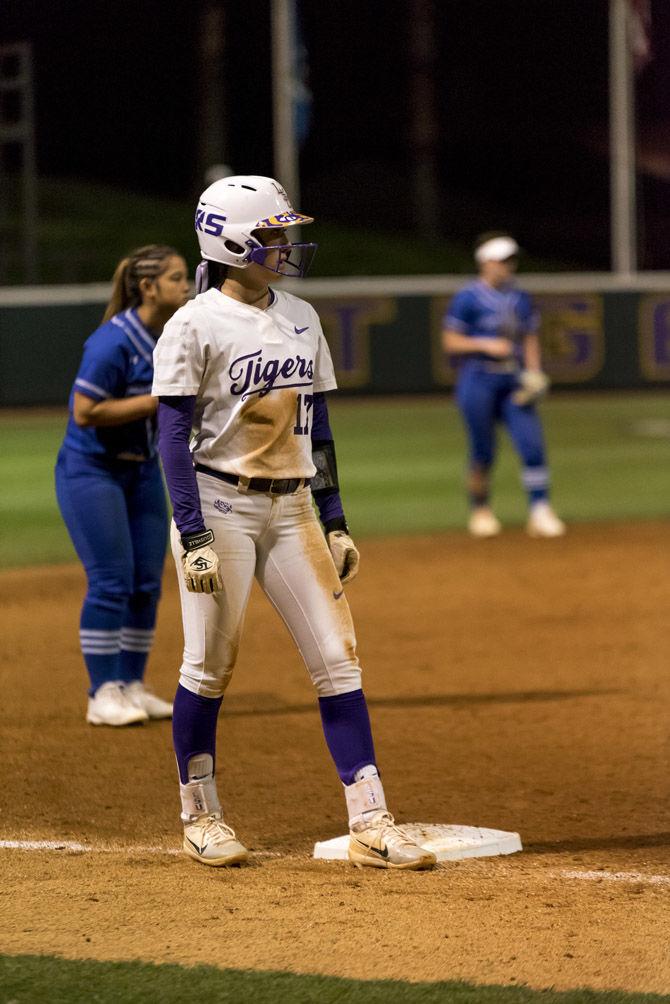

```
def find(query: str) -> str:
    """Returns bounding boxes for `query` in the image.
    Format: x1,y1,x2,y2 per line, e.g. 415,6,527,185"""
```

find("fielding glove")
512,369,550,407
180,529,223,594
327,530,360,585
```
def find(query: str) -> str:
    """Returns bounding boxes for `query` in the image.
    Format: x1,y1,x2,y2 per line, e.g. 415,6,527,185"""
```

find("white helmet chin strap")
195,261,211,294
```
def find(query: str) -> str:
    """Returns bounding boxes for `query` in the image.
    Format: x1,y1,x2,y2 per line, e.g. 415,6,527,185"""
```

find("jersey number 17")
293,393,313,435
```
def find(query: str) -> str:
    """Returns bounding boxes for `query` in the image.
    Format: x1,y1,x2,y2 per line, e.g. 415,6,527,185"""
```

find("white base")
313,823,522,862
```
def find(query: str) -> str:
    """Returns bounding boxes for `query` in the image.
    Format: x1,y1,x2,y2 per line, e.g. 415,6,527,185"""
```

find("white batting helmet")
194,175,316,277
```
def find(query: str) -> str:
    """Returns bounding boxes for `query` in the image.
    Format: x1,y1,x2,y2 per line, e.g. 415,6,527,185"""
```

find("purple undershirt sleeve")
315,480,346,526
311,392,346,528
311,390,333,441
157,396,206,537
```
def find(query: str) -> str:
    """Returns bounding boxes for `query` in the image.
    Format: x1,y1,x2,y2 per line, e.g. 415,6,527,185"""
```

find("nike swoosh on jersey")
294,325,310,334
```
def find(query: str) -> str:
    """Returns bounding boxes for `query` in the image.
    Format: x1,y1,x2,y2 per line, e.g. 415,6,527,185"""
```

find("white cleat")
349,811,437,871
183,812,249,867
468,506,502,538
527,502,566,538
125,680,173,719
86,681,148,727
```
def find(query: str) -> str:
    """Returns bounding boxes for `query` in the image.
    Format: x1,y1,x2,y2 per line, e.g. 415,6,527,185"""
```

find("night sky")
3,0,670,268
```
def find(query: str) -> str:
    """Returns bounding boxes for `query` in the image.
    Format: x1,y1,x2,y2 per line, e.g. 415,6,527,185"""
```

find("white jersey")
152,286,337,479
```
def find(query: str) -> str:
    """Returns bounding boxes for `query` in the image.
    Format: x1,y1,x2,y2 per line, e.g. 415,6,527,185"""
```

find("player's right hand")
180,529,223,594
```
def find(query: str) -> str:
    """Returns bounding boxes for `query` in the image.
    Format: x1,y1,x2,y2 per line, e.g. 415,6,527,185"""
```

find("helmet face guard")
248,241,317,278
194,241,317,294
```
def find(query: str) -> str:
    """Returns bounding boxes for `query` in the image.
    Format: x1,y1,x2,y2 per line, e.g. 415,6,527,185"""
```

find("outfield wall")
1,273,670,404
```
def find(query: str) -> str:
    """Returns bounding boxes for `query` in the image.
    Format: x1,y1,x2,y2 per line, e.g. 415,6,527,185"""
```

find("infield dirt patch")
0,522,669,993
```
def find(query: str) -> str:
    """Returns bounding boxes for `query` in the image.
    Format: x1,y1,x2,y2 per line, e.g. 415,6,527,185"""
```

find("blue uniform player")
55,245,190,725
442,233,565,538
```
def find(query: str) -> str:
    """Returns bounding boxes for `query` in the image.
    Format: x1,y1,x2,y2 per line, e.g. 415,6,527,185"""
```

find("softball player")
442,232,565,538
55,245,190,725
153,176,435,871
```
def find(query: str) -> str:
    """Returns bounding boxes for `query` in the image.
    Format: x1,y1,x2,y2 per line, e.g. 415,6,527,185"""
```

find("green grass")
0,956,667,1004
327,393,670,536
0,394,669,569
0,412,73,566
4,177,566,283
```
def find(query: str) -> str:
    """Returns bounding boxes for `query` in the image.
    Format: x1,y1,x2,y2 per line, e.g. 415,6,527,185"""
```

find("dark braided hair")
102,244,179,323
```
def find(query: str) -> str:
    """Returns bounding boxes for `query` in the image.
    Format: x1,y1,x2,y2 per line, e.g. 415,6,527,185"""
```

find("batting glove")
327,530,360,585
512,369,550,407
180,529,223,594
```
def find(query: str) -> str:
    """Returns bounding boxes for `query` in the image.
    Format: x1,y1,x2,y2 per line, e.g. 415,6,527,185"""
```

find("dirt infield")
1,522,669,994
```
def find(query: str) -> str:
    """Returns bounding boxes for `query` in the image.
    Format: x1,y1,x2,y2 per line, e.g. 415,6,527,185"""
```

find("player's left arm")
520,292,542,370
311,392,359,585
522,332,542,371
514,294,550,405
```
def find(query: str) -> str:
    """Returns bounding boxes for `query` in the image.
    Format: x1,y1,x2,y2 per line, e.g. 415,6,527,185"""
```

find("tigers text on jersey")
152,286,337,480
63,308,157,460
445,280,539,349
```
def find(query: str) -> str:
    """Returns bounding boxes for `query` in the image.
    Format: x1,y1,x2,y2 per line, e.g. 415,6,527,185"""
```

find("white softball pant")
170,473,362,699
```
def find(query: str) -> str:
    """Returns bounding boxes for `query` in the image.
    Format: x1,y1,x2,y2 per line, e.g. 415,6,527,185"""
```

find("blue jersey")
63,308,158,460
444,281,539,364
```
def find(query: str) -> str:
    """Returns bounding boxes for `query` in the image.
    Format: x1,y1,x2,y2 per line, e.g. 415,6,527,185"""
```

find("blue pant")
455,367,549,503
55,447,168,694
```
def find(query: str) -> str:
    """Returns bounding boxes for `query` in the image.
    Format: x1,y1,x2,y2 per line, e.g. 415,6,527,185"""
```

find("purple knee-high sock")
172,684,223,784
318,689,377,785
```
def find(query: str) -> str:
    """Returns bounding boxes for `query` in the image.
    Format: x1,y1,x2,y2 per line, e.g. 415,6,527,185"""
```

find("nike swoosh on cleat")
294,325,309,334
333,589,344,599
355,840,389,859
185,835,208,855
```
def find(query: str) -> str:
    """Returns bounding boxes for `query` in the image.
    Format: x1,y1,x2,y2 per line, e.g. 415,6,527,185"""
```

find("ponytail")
102,244,179,324
102,257,132,322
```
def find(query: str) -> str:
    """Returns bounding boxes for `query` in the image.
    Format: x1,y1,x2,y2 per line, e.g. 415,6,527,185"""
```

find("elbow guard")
312,440,348,533
311,440,339,494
